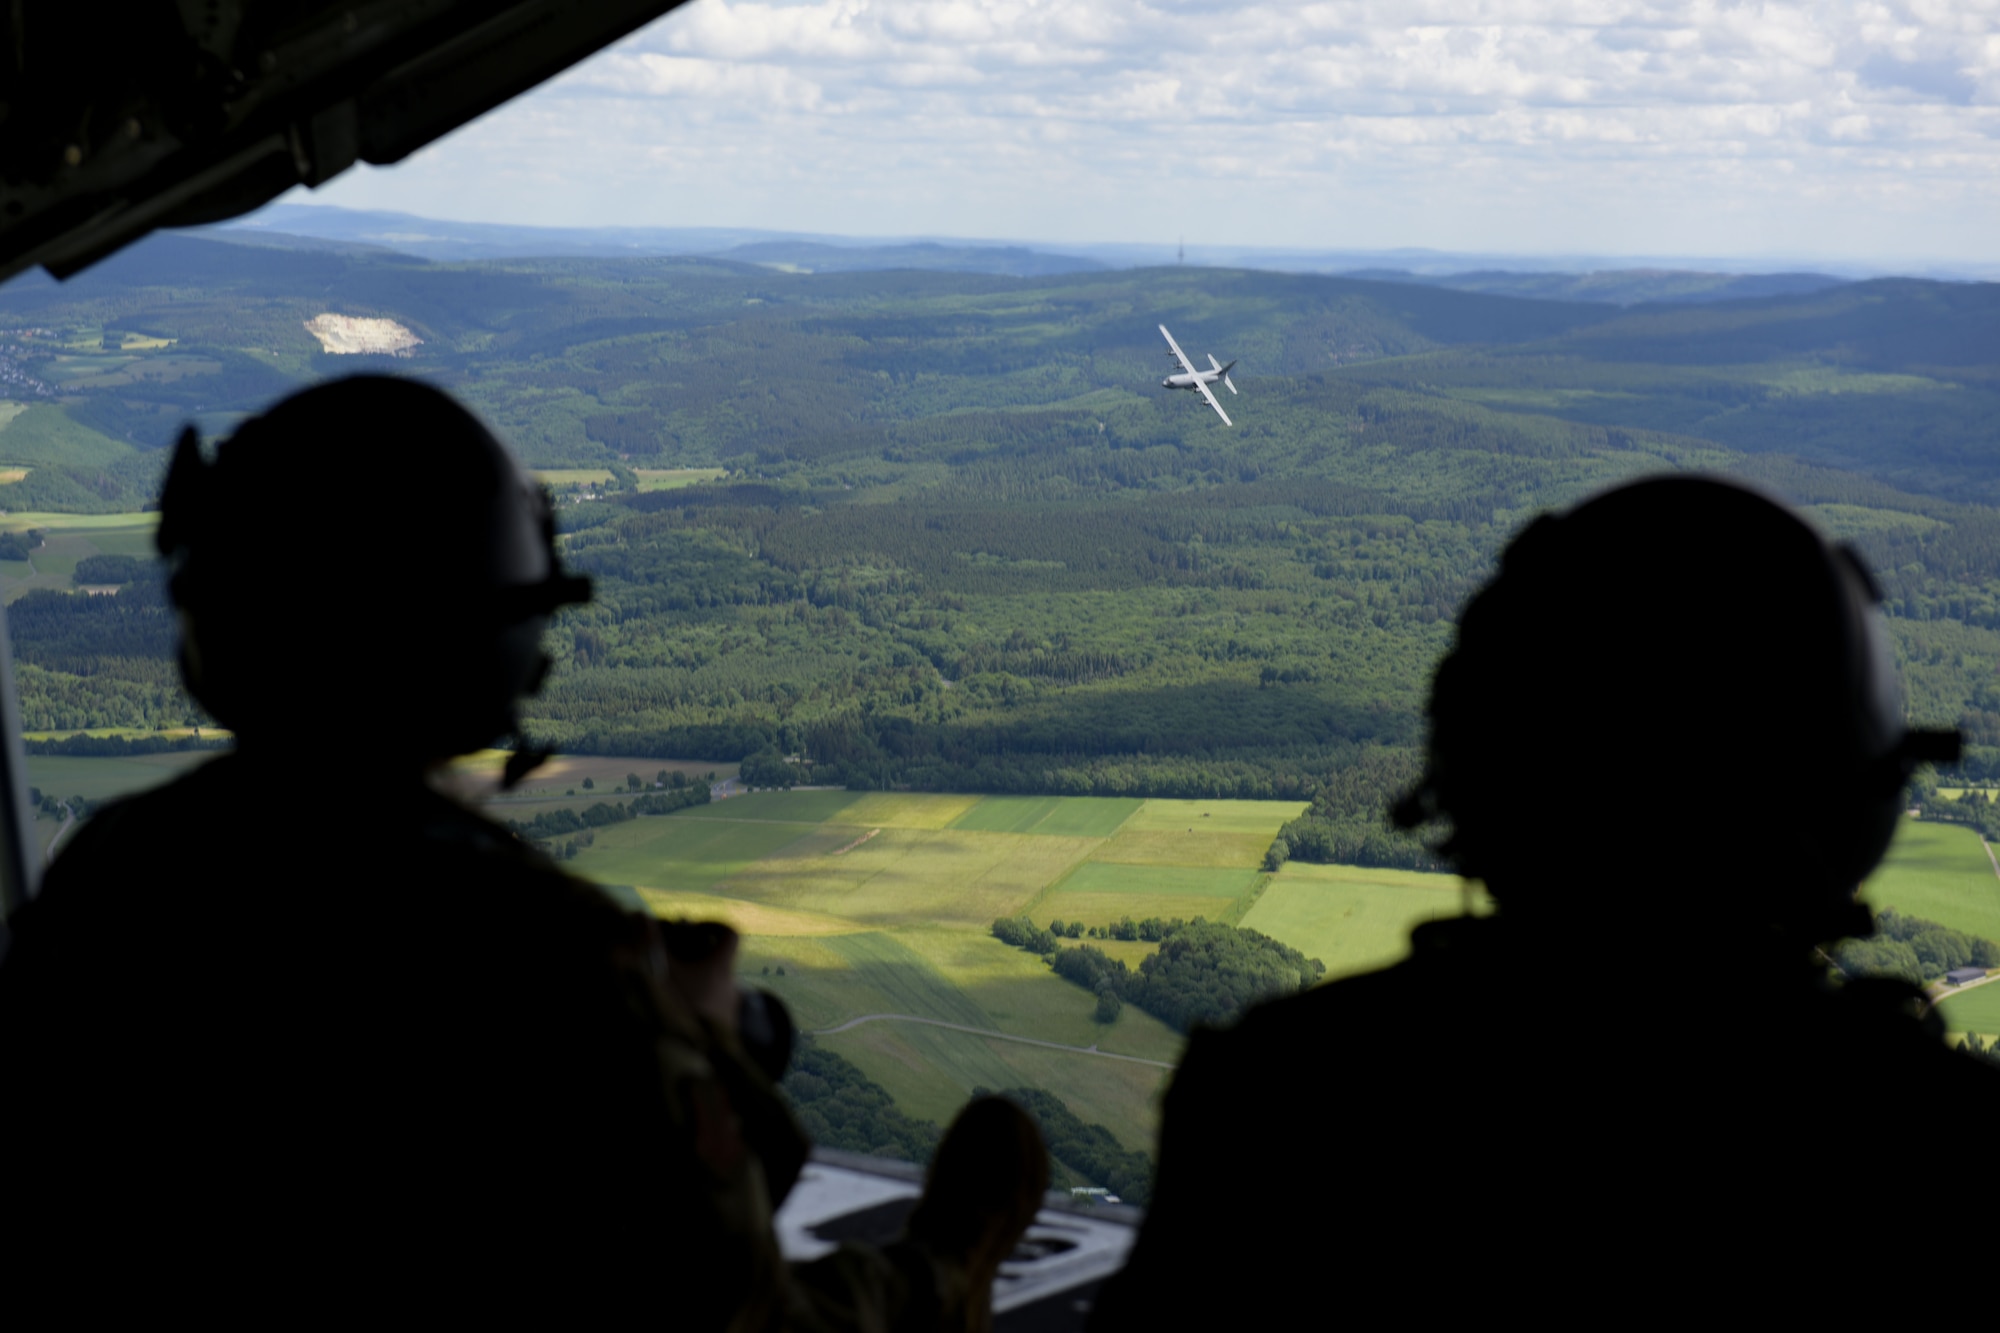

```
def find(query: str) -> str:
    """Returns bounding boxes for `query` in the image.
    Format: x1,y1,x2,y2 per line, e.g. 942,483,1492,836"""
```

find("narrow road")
1925,969,2000,1013
812,1013,1177,1070
44,808,74,863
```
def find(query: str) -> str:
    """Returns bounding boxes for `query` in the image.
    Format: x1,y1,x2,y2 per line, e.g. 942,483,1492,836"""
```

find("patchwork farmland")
571,795,2000,1128
19,747,2000,1139
562,789,1336,1147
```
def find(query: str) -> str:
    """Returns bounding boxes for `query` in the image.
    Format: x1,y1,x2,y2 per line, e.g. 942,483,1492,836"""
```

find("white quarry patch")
304,313,422,356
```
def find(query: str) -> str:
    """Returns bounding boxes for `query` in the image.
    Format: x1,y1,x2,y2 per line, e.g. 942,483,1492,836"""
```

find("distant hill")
199,205,1922,302
7,230,2000,808
1339,268,1849,307
208,204,791,261
7,232,1997,500
718,240,1102,277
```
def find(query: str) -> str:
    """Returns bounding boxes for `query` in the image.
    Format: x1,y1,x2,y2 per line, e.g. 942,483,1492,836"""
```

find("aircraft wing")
1158,324,1198,376
1195,378,1233,427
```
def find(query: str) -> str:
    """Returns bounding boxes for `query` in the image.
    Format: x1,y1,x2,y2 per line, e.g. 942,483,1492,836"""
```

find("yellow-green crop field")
1241,863,1493,982
530,467,727,492
564,789,1322,1149
26,755,1997,1150
636,468,728,491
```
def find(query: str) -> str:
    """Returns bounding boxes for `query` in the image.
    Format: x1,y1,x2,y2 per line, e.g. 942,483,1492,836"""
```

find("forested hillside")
6,234,2000,866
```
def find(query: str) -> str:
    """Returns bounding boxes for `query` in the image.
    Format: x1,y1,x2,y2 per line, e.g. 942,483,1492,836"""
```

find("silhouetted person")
0,375,1050,1330
795,1095,1051,1333
1092,476,1999,1326
0,377,806,1321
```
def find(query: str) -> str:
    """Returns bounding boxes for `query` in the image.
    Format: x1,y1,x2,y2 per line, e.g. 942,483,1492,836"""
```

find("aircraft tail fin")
1220,360,1237,394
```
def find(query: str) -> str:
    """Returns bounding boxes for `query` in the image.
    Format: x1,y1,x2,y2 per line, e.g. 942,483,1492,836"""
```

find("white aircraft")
1157,325,1238,425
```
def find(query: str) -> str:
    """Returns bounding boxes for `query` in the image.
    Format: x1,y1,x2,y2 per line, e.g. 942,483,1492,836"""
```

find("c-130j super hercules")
1159,324,1239,426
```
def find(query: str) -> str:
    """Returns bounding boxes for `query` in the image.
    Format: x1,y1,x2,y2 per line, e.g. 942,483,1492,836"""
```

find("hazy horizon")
288,0,2000,273
237,200,1992,282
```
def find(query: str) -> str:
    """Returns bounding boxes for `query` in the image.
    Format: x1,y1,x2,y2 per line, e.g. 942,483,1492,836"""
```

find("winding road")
812,1013,1177,1070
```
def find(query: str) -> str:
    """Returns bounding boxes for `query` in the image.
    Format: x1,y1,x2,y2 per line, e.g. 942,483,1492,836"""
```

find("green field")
1240,862,1492,981
635,467,728,491
21,750,216,857
0,513,164,602
0,511,158,533
24,751,213,802
1936,982,2000,1038
558,790,1325,1151
1859,818,2000,944
26,759,1996,1150
949,795,1070,834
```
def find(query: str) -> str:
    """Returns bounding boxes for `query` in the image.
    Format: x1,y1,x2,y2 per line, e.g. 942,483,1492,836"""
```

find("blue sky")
301,0,2000,265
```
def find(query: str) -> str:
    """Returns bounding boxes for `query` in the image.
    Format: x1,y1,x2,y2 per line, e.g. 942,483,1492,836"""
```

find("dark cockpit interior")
0,1,694,284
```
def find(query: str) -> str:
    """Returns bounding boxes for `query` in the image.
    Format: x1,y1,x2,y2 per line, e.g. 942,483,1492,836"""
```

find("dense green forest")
7,234,2000,862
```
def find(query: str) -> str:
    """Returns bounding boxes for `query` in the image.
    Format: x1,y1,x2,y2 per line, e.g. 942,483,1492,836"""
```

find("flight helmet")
1393,475,1956,944
157,375,590,763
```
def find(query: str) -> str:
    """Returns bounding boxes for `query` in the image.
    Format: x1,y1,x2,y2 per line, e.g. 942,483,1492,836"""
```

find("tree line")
992,916,1326,1032
1269,744,1444,872
23,730,226,756
502,784,709,853
780,1041,940,1165
976,1086,1153,1206
781,1042,1154,1201
1833,908,2000,986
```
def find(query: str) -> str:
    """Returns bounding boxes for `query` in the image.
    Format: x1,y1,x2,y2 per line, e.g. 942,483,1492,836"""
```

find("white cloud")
308,0,2000,264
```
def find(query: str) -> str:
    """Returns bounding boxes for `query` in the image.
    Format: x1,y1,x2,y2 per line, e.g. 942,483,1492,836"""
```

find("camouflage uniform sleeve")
609,903,810,1331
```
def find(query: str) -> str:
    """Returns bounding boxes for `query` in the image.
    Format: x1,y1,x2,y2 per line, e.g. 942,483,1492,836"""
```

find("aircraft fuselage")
1156,324,1237,425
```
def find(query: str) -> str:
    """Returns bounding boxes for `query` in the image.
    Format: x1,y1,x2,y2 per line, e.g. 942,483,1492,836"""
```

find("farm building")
1944,967,1988,987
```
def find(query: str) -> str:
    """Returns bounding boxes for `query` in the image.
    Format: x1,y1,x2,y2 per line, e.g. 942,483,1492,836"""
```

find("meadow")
1241,862,1492,981
0,512,159,603
679,804,2000,1075
565,788,1309,1149
1937,982,2000,1039
20,745,2000,1136
23,748,211,856
1857,818,2000,945
533,467,725,492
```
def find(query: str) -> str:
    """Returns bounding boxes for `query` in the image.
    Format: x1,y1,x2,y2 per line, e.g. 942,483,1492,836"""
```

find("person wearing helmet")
1092,476,1999,1327
0,377,806,1322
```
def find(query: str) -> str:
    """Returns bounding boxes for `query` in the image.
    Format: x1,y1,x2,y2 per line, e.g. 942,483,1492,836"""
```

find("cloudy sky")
305,0,2000,265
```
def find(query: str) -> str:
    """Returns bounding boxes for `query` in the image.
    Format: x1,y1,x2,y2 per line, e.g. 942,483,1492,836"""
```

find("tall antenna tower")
1178,236,1184,265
